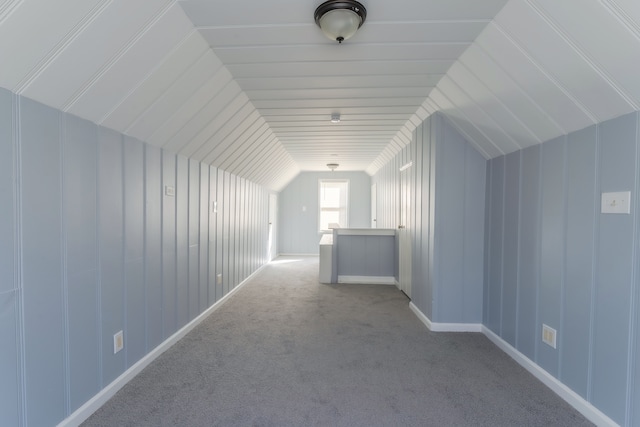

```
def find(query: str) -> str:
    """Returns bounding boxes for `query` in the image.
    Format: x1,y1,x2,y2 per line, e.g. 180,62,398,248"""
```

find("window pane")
319,180,349,231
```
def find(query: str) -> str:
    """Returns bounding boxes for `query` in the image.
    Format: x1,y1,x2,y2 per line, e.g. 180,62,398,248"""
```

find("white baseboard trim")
409,303,618,425
276,253,319,257
481,326,618,427
338,275,396,285
57,264,267,427
409,302,482,332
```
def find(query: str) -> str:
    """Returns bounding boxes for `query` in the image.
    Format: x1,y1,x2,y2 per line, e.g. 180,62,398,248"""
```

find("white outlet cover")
601,191,630,214
542,324,557,349
113,331,124,354
165,185,175,197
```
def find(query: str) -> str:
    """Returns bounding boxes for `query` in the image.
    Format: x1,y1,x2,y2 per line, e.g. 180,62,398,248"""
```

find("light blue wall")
372,113,485,324
278,171,371,254
484,112,640,426
0,88,271,427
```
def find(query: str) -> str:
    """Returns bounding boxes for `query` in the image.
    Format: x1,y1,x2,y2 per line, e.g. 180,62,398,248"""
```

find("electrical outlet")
542,324,556,349
164,185,175,197
212,201,218,213
216,274,222,285
113,331,124,354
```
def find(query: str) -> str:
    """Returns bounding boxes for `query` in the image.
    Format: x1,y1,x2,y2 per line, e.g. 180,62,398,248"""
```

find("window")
319,180,349,232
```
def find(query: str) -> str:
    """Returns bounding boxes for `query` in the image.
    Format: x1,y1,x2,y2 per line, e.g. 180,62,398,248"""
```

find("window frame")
318,179,349,233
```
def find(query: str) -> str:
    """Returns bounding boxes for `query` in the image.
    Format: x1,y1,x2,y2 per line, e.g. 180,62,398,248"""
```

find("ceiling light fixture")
314,0,367,44
331,113,341,123
327,163,339,171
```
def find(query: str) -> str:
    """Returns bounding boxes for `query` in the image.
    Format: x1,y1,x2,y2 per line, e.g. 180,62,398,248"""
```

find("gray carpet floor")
83,256,592,427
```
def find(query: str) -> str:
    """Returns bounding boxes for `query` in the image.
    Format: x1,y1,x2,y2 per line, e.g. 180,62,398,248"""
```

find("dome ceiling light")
314,0,367,44
327,163,339,171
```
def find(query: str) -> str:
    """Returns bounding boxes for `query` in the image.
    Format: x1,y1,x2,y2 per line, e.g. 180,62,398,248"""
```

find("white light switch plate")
601,191,630,214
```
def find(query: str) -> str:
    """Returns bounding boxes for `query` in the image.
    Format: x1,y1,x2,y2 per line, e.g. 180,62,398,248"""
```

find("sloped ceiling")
0,1,638,190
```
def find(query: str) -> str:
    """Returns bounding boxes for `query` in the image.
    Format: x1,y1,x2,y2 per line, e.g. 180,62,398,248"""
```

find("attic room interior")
1,0,639,425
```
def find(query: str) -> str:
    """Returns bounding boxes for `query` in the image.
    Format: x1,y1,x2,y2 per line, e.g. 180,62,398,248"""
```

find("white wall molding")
481,326,619,427
409,302,482,332
57,263,267,427
337,275,396,285
409,300,619,426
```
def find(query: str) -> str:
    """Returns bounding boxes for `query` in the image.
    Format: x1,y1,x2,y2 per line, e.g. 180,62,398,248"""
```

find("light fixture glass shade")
314,0,367,43
318,9,361,42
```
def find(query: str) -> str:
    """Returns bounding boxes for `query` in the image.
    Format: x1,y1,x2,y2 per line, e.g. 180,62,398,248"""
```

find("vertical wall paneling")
411,124,424,311
487,156,504,334
1,92,273,426
209,166,218,305
199,164,209,314
0,88,15,294
463,138,486,323
371,113,484,324
562,125,597,398
98,127,125,387
592,113,637,424
188,159,200,321
161,151,177,338
229,175,237,289
235,177,242,287
145,145,163,350
538,136,566,377
434,123,465,321
20,97,65,426
421,117,432,318
223,171,231,294
216,169,225,298
64,114,99,412
175,156,189,328
431,116,485,323
427,119,437,320
124,137,145,366
516,145,541,361
501,151,520,345
484,112,640,425
483,158,492,326
0,88,19,427
633,112,640,427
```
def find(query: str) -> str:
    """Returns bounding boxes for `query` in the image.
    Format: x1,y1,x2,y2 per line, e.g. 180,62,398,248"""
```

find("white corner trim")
481,326,619,427
338,275,396,285
410,301,432,329
57,264,267,427
409,302,482,332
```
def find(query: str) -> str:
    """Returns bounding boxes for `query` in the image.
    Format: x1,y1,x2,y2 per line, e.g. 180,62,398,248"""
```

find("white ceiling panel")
132,51,224,143
212,44,468,65
458,44,563,143
437,76,521,154
495,1,632,123
22,0,174,109
67,4,195,122
474,25,593,134
199,103,259,163
226,60,454,79
428,87,500,159
100,31,210,131
2,0,638,190
159,76,239,151
446,62,539,148
235,74,442,91
533,0,640,109
218,121,271,170
175,91,249,159
0,0,106,91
